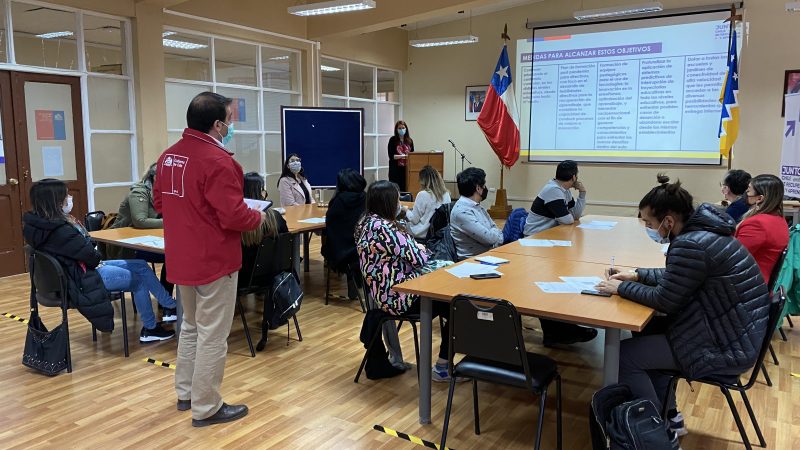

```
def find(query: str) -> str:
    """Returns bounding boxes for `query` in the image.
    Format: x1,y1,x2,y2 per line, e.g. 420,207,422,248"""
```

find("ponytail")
638,173,694,223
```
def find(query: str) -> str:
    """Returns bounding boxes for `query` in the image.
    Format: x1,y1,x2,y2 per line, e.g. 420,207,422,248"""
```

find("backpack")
100,213,118,230
502,207,528,244
266,271,303,330
590,383,676,450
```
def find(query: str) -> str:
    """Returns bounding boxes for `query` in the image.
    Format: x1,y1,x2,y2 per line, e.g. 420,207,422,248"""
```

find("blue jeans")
97,259,176,329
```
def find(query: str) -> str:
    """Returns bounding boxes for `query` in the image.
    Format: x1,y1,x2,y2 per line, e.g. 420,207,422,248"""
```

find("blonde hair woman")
404,165,451,239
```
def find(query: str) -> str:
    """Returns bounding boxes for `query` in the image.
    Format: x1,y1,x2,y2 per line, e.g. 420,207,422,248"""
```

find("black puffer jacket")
619,203,769,380
322,191,365,270
23,213,114,332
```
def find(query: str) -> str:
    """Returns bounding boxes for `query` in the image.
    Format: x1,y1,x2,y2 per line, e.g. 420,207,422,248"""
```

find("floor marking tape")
1,312,28,324
373,424,450,450
144,357,176,370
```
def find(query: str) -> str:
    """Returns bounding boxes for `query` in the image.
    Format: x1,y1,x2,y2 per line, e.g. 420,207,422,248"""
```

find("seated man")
450,167,503,260
524,160,598,347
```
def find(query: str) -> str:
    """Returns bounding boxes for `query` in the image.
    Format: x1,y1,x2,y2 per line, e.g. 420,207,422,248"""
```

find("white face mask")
645,218,670,244
288,161,302,174
62,195,73,215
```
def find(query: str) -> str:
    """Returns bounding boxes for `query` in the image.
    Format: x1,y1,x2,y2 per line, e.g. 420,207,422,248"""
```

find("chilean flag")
478,45,520,167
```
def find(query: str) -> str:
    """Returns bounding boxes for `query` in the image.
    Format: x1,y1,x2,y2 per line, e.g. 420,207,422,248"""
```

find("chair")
761,247,788,386
239,232,302,353
399,192,413,202
26,246,73,373
325,258,367,313
661,288,786,450
440,295,562,450
353,269,421,383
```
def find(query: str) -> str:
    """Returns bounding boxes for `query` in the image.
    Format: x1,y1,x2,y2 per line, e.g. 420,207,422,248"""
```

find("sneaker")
669,430,683,450
139,324,175,343
669,411,688,437
162,308,177,323
432,365,468,383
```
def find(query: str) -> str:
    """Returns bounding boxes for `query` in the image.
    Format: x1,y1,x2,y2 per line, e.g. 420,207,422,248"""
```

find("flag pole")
724,3,741,171
489,24,513,220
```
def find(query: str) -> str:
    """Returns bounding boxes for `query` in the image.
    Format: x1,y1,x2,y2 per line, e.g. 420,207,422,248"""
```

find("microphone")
448,139,455,147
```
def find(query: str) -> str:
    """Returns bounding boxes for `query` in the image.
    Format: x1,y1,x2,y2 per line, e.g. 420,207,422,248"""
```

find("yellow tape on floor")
144,357,176,370
1,312,28,324
373,424,451,450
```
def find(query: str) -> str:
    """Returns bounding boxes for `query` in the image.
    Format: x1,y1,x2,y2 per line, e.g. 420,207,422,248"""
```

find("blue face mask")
398,128,406,136
220,121,234,146
645,219,670,244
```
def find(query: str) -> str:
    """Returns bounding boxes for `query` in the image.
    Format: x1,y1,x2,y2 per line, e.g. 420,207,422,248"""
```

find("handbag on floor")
22,314,69,376
590,383,677,450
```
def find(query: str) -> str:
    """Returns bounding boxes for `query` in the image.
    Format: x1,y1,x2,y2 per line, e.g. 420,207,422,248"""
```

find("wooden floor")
1,237,798,449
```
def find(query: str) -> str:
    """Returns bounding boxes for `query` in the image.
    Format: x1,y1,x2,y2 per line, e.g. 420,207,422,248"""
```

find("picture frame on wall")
783,69,800,116
465,85,488,121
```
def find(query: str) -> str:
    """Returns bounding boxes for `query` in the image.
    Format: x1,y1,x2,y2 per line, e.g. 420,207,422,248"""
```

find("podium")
406,152,444,194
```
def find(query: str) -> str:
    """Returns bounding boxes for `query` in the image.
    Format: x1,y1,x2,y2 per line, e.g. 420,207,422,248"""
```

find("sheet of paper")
143,239,165,249
589,220,618,226
42,146,64,177
661,243,669,255
560,276,604,291
474,255,509,265
519,239,554,247
117,236,164,249
549,240,572,247
298,217,326,224
534,282,582,294
244,198,271,211
446,262,503,279
577,222,615,230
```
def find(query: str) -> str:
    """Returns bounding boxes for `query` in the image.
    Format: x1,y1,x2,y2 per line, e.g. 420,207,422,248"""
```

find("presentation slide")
516,11,733,164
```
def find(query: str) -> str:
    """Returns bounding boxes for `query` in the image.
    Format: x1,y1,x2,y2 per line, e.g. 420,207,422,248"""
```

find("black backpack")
266,271,303,330
590,383,677,450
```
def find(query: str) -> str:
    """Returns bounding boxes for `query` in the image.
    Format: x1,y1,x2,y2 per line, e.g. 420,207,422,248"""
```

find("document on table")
474,255,510,265
559,276,604,291
446,262,503,279
519,239,572,247
577,220,617,230
117,235,165,249
298,217,326,224
535,276,604,294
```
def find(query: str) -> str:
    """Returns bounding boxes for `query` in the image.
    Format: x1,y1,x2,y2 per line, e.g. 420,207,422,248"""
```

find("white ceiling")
400,0,545,30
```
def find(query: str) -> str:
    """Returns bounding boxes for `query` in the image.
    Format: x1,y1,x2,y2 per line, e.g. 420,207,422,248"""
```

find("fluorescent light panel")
574,2,663,20
321,65,341,72
269,56,291,61
409,35,479,48
787,2,800,12
162,38,207,50
288,0,375,16
162,31,177,37
36,31,73,39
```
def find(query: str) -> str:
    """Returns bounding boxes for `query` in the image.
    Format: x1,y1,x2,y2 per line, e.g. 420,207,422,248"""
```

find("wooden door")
0,72,25,277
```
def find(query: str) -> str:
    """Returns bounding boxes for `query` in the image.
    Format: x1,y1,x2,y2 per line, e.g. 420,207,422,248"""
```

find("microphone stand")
449,140,472,177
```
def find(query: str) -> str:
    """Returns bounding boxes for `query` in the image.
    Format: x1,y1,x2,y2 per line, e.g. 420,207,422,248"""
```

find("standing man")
523,160,597,347
450,167,504,260
154,92,265,427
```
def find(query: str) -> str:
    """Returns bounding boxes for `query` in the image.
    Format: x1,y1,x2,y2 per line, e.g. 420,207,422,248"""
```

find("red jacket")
153,128,261,286
735,213,789,284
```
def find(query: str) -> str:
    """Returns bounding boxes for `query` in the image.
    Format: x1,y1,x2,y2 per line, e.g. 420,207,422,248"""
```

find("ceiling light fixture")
270,56,291,61
321,65,342,72
162,38,208,50
36,31,73,39
787,2,800,12
162,31,177,37
574,2,663,21
409,35,479,48
288,0,376,17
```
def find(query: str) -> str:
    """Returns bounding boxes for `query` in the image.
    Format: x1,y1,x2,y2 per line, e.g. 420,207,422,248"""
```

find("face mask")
63,195,73,215
645,219,670,244
288,161,302,174
397,128,406,136
219,121,234,146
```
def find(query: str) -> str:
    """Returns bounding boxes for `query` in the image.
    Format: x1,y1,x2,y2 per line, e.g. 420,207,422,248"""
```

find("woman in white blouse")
278,153,316,207
404,165,451,239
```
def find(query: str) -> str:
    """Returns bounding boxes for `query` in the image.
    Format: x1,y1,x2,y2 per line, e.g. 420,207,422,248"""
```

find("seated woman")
595,175,770,441
735,174,789,285
356,180,457,382
241,172,288,287
403,165,451,240
721,169,751,222
23,179,177,343
322,168,367,299
277,153,315,207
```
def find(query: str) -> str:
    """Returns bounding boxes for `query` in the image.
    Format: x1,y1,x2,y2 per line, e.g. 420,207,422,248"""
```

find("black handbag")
22,314,69,376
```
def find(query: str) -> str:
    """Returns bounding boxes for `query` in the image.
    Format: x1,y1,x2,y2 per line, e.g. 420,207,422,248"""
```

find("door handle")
8,178,19,185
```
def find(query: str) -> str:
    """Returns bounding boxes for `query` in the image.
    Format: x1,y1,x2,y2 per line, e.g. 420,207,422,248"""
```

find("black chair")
399,192,413,202
761,247,788,386
353,268,421,383
661,288,786,450
26,246,73,373
440,295,562,450
325,258,367,312
239,232,302,353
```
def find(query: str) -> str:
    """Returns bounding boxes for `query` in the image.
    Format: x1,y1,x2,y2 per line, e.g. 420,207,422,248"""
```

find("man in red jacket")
153,92,265,427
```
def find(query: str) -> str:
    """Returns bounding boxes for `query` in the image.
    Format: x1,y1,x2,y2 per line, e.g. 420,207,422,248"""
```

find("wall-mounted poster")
35,110,66,140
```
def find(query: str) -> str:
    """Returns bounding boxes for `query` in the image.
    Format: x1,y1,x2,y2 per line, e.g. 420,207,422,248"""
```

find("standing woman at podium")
387,120,414,191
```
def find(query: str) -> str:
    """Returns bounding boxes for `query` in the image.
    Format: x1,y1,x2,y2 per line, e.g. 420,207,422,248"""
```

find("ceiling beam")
306,0,500,39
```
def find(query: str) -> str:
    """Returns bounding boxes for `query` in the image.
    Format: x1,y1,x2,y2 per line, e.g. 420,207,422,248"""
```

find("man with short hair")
450,167,504,260
154,92,266,427
523,160,597,346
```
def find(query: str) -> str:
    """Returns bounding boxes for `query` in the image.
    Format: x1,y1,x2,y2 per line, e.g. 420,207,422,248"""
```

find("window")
320,56,401,184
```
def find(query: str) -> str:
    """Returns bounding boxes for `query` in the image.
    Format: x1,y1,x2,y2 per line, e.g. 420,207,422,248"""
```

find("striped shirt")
523,179,586,236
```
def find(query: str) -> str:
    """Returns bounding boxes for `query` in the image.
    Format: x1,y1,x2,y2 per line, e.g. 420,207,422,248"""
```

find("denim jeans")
97,259,176,329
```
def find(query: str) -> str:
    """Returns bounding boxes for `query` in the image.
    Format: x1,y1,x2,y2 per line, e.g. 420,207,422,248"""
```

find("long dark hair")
278,153,305,185
638,174,694,223
335,168,367,194
30,178,68,221
244,172,266,200
743,174,784,219
393,120,413,145
365,180,399,222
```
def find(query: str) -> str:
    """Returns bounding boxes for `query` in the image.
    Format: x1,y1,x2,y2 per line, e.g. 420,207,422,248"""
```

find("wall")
404,0,800,216
319,28,408,71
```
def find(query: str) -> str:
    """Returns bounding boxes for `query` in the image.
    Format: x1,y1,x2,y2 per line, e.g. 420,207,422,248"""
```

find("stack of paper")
535,276,604,294
474,255,510,265
446,262,503,279
577,220,617,230
519,239,572,247
118,236,165,249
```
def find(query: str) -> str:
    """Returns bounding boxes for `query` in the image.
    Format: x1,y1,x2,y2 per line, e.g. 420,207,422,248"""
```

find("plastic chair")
399,192,413,202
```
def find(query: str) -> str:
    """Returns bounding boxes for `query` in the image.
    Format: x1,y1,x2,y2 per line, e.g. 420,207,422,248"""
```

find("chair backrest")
25,245,69,309
767,247,788,292
247,232,294,286
743,287,786,389
399,192,413,202
84,211,106,232
448,295,532,387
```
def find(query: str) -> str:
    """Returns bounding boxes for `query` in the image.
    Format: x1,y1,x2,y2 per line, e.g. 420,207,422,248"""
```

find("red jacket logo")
161,154,189,197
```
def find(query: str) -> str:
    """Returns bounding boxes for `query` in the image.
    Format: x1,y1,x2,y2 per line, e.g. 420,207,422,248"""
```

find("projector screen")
516,9,735,165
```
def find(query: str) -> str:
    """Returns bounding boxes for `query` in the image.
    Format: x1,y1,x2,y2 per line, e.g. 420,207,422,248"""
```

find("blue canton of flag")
491,47,512,96
718,29,739,159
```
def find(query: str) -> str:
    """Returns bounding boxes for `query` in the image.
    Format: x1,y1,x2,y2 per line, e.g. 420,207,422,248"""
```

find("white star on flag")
733,72,738,81
495,65,508,79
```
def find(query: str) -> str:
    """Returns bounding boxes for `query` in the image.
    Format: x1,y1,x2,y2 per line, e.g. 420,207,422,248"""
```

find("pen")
610,256,615,273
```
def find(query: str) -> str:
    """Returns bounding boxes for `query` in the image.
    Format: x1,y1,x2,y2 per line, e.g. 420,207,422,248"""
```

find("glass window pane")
263,92,299,132
262,48,297,90
12,3,77,70
91,134,132,183
84,15,125,75
265,173,281,201
167,131,182,147
378,135,391,167
377,103,397,135
350,100,375,134
215,39,257,86
321,96,345,108
377,167,388,181
164,31,211,81
88,77,130,130
364,168,377,185
265,134,282,174
94,185,131,213
24,82,78,182
321,58,345,96
165,82,207,130
216,86,259,131
349,63,374,100
364,136,376,168
228,133,261,173
377,69,399,102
